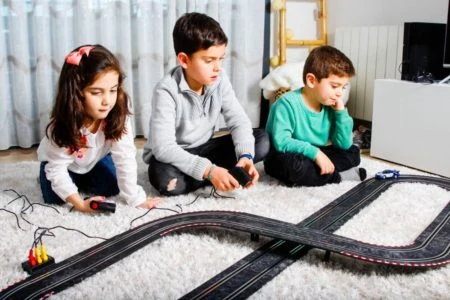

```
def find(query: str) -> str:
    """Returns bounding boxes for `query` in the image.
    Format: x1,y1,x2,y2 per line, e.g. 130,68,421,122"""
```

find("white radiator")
334,25,404,121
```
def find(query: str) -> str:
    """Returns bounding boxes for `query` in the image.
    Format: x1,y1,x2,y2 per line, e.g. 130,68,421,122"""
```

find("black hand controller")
229,166,252,187
90,200,116,213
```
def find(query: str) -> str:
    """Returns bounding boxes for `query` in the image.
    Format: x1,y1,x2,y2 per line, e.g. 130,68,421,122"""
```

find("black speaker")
402,22,450,81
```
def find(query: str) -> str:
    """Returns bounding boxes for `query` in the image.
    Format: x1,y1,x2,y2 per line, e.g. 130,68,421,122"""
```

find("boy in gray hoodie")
143,12,269,196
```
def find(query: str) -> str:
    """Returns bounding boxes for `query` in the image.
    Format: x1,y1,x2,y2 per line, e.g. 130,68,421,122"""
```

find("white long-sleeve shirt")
37,118,146,207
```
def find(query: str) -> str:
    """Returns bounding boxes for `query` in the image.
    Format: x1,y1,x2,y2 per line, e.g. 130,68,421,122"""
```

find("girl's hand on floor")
137,196,161,209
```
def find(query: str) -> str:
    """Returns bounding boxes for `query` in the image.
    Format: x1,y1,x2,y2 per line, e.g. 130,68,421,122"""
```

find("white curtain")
0,0,265,150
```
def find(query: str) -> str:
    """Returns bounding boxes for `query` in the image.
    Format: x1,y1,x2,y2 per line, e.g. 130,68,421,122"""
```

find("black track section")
1,176,449,300
182,175,450,299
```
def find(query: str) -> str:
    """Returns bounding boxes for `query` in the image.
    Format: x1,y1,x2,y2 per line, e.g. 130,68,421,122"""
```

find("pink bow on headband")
65,46,95,66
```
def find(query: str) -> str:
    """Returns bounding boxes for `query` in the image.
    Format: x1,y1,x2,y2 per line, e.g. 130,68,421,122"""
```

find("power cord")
2,189,60,228
129,187,235,227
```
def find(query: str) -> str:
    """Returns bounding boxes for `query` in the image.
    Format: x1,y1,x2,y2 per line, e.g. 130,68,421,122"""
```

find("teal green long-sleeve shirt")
265,88,354,161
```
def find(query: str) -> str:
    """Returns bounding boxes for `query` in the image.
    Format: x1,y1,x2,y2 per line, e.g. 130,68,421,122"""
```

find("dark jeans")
40,153,120,205
264,145,361,187
148,128,270,196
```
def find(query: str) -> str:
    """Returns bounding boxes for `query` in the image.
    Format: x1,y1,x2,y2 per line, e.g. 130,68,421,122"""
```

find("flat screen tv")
441,0,450,83
401,22,450,82
444,1,450,67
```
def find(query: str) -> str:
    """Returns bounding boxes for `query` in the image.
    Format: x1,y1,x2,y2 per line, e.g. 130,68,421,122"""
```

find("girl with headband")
37,44,159,213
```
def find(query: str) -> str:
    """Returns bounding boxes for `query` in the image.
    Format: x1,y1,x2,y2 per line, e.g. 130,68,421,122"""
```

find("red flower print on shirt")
67,134,88,158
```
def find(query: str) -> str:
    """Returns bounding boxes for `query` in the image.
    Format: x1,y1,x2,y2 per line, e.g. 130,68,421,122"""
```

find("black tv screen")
401,22,450,81
444,1,450,68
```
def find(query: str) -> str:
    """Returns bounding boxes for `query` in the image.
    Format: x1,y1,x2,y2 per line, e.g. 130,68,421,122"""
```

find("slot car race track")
183,175,450,299
1,175,449,300
181,175,450,299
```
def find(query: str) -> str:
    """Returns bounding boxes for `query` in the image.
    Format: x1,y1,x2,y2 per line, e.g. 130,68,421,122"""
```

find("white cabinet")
370,79,450,178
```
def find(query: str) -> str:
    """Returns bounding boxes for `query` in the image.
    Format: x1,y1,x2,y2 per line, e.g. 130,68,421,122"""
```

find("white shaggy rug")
0,150,449,300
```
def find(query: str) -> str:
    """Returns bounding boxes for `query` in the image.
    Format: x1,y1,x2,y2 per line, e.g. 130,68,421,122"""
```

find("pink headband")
65,46,95,66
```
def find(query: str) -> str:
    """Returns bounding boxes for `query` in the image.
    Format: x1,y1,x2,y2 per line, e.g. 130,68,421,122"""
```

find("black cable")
4,189,60,215
19,212,33,226
175,187,235,212
187,187,235,204
32,229,56,249
129,206,180,228
32,226,108,249
129,207,154,228
129,187,235,228
4,189,30,212
0,208,25,231
2,189,39,228
25,202,60,214
212,188,235,199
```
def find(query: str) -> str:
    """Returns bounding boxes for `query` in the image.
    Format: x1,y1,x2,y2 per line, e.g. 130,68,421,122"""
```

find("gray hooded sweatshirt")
142,66,255,181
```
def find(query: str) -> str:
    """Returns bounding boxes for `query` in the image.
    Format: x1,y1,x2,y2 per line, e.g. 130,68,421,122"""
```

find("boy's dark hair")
173,12,228,55
302,45,355,84
46,44,131,150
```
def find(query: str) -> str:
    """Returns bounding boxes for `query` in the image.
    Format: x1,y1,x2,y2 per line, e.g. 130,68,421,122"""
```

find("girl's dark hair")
46,44,131,150
302,45,355,84
173,12,228,55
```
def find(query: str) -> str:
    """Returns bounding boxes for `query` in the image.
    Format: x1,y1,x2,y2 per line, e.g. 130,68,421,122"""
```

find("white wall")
328,0,447,26
270,0,449,63
328,0,448,44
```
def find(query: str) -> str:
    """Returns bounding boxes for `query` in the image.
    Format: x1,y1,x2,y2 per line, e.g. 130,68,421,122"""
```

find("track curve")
183,175,450,299
1,175,449,300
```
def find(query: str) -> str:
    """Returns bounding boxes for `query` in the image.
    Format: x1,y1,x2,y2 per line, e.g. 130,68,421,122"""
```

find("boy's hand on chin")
331,98,345,111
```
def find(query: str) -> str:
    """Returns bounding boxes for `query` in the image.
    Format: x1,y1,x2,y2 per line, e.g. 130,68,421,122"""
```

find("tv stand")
370,79,450,178
438,74,450,84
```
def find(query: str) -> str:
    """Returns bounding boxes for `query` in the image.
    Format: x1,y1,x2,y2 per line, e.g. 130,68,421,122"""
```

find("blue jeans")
39,153,120,205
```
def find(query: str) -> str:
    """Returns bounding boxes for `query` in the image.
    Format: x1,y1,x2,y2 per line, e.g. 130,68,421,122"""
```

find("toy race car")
375,169,400,180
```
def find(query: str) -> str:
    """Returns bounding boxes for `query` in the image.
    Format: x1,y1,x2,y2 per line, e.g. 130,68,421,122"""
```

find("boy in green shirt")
264,45,366,186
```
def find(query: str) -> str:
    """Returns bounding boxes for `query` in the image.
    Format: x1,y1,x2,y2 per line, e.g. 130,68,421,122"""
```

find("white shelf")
370,79,450,178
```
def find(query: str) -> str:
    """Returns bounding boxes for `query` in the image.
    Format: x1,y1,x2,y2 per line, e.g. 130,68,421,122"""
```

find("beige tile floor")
0,146,38,163
0,138,148,163
0,138,378,165
1,140,413,183
0,132,232,163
